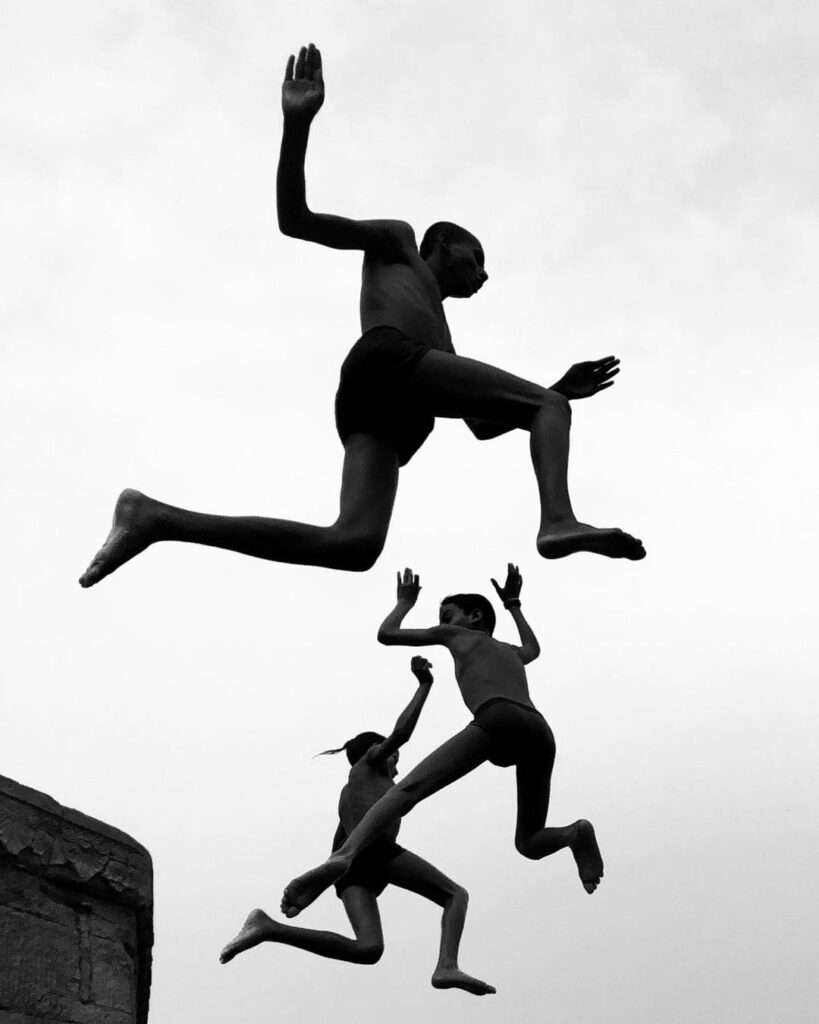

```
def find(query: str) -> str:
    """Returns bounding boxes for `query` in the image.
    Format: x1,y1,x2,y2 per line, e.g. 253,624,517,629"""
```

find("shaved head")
419,221,480,260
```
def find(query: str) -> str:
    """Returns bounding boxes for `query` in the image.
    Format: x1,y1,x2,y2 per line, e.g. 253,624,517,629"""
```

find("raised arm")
367,657,434,764
377,568,453,647
278,43,413,255
490,563,540,664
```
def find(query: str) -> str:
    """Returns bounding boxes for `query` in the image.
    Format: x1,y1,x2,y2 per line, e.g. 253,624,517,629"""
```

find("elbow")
278,215,303,239
277,204,311,239
377,629,395,646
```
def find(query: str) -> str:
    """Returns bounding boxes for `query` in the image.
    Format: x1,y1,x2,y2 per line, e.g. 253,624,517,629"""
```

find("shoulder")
439,625,482,650
361,742,389,767
362,219,417,257
370,219,416,242
429,623,467,643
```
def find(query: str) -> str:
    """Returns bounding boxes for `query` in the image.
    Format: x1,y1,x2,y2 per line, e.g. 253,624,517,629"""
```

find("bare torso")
359,227,455,351
445,629,535,715
337,755,401,843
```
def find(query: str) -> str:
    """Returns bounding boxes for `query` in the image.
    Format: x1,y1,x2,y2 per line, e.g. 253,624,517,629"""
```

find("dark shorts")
470,697,556,769
334,325,434,467
331,835,405,898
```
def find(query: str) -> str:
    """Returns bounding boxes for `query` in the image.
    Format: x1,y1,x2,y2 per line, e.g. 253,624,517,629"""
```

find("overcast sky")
2,2,818,1022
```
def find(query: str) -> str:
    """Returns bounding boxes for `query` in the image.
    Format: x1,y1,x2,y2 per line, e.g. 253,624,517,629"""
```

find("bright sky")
2,2,818,1022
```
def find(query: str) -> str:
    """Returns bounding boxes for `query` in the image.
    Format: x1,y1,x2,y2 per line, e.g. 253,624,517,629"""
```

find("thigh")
340,886,384,945
385,849,462,906
407,349,548,427
336,433,400,535
397,724,491,804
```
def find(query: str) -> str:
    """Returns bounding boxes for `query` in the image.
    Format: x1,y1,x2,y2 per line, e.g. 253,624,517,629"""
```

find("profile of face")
387,751,400,778
440,233,488,298
439,601,482,630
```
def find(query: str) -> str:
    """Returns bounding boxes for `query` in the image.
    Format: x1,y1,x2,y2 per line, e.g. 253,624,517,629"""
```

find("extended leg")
408,350,645,560
386,849,495,996
79,433,400,586
514,757,604,894
281,725,491,917
219,886,384,965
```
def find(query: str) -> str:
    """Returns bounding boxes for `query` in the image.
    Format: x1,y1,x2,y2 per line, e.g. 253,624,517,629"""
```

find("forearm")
277,119,311,234
392,683,432,741
377,601,413,643
508,603,540,654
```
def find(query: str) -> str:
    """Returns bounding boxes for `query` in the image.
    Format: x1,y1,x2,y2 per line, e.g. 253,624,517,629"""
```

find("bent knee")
515,835,539,860
541,388,571,417
326,527,386,572
356,941,384,965
450,884,469,906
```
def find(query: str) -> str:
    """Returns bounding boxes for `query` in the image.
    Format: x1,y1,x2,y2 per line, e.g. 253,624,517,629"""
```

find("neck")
424,254,449,299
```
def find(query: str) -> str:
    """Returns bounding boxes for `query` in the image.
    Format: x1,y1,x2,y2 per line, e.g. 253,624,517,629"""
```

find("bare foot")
570,819,604,894
280,856,349,919
432,967,496,996
538,521,645,561
79,489,159,587
219,908,277,964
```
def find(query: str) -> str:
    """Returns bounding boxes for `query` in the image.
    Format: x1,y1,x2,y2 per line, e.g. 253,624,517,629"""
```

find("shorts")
470,697,556,769
331,832,405,898
335,325,435,467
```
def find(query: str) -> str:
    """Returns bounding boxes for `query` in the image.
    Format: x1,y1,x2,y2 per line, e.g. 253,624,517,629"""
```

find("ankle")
540,514,577,530
436,959,458,972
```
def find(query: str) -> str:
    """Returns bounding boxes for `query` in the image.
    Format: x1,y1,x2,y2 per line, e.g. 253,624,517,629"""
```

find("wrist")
282,114,312,134
504,598,521,609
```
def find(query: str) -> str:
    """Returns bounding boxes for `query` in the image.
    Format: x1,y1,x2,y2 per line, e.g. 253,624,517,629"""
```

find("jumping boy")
79,43,644,589
280,564,604,917
220,656,495,996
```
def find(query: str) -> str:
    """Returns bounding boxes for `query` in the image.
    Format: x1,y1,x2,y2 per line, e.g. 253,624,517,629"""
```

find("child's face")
439,602,475,629
443,237,488,298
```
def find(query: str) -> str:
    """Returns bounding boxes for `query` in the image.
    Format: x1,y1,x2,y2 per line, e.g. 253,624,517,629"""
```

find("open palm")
282,43,324,122
553,356,620,400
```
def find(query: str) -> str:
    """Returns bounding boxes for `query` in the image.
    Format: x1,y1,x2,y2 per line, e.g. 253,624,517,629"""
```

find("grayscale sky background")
2,2,818,1022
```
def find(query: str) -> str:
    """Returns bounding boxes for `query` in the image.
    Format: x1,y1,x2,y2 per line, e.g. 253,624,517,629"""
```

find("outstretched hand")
396,567,421,606
491,563,522,605
552,356,620,400
410,656,434,685
282,42,324,123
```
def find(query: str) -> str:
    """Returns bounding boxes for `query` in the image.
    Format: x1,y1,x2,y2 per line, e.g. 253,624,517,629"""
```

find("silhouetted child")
281,565,603,916
79,42,644,589
220,656,495,996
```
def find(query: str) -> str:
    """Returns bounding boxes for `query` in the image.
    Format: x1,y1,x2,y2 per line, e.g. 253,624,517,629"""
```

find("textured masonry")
0,775,153,1024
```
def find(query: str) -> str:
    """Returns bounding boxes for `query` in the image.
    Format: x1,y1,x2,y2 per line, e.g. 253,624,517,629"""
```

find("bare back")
444,628,535,715
337,754,401,843
360,224,455,351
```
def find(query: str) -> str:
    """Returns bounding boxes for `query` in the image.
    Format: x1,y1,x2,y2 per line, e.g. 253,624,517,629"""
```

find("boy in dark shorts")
220,657,495,996
281,565,604,917
79,43,644,589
